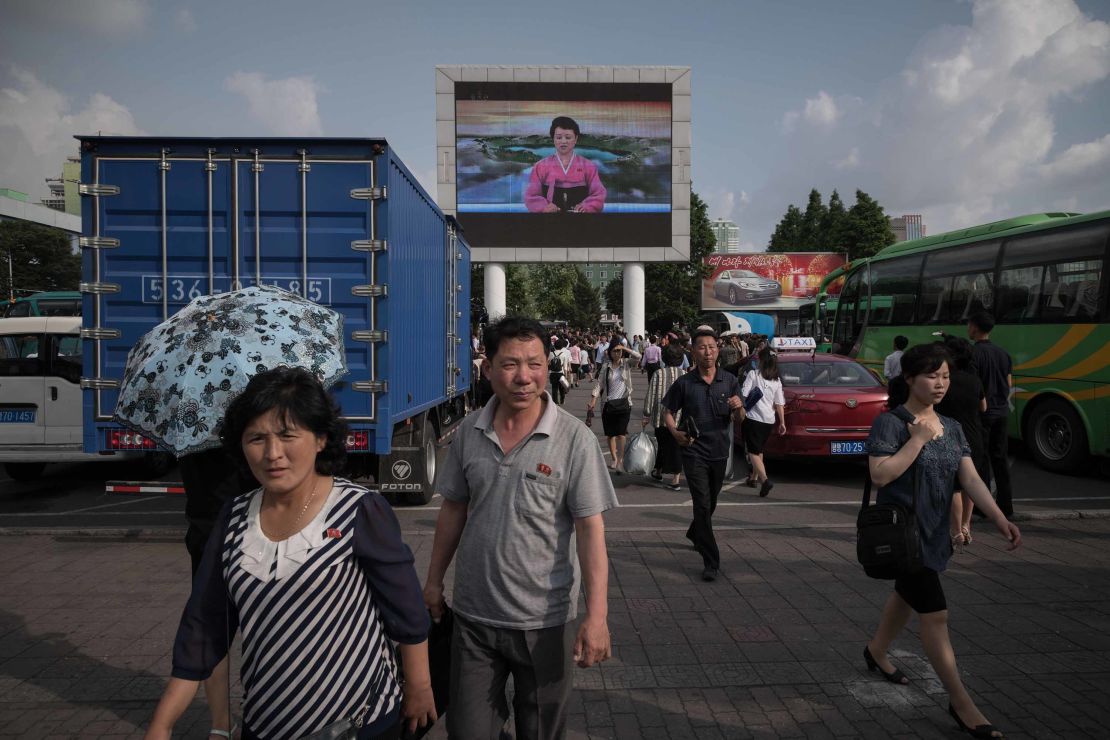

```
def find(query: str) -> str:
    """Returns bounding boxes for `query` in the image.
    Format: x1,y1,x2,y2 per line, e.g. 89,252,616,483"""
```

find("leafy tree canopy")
0,221,80,300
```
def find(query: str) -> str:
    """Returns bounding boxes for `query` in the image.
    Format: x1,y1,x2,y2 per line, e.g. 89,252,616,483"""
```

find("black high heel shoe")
863,646,908,684
949,703,1003,738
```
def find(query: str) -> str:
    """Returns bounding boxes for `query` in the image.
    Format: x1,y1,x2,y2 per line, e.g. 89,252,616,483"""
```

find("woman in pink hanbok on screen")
524,116,607,213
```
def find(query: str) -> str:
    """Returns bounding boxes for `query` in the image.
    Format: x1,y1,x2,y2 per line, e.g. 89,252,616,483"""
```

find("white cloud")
832,147,860,170
706,189,736,220
224,72,323,137
6,0,149,35
1039,133,1110,181
783,90,841,131
738,190,750,206
175,8,197,33
753,0,1110,244
0,70,142,199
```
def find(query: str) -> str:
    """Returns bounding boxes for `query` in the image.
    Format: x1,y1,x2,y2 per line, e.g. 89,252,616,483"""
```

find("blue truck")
77,137,471,504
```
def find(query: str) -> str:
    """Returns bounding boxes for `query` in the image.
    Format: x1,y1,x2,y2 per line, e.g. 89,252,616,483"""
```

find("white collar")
556,152,576,176
239,483,338,583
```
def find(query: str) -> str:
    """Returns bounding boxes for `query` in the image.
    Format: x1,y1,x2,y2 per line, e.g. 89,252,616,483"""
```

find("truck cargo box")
78,137,470,467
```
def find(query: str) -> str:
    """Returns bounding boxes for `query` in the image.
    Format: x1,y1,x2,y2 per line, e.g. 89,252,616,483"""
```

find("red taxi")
760,338,888,458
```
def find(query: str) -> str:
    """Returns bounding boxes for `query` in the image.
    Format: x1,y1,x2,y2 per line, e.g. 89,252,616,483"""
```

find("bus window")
999,224,1107,323
832,267,864,353
920,242,999,323
997,266,1044,322
869,255,923,325
5,301,31,318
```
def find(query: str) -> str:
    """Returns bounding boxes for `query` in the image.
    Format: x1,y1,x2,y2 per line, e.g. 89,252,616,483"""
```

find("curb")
3,508,1109,538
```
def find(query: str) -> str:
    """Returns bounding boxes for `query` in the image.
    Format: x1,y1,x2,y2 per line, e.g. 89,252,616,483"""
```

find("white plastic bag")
623,431,658,476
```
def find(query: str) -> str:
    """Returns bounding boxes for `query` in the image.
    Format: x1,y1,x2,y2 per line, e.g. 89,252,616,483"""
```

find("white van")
0,316,164,481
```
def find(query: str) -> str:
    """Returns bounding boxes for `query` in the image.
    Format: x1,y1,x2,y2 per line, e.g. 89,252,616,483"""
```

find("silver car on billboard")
712,270,782,304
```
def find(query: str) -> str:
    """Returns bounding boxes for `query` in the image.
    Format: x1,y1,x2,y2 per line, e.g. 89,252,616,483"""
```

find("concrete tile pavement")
1,516,1109,738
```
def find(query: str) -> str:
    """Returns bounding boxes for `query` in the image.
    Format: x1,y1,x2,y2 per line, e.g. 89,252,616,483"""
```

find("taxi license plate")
830,441,866,455
0,410,36,423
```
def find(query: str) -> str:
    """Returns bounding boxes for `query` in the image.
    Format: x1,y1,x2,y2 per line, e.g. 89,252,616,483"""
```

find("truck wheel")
403,414,437,506
5,463,46,482
1026,397,1089,474
142,452,174,478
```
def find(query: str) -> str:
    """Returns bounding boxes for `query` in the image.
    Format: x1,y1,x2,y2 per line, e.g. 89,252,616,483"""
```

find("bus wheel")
1027,398,1088,474
403,414,437,506
4,462,46,482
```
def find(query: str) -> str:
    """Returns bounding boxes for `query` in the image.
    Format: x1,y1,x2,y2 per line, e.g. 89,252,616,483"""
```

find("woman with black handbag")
587,344,641,473
863,343,1021,739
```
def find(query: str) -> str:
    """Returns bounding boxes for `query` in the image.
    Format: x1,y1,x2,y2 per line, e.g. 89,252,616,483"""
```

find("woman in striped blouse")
643,344,686,490
146,368,435,740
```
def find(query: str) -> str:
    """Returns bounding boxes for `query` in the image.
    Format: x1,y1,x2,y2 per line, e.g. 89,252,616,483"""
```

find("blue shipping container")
78,137,471,478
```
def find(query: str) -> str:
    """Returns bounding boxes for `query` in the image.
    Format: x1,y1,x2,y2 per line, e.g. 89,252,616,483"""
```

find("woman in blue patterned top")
863,344,1022,740
146,368,435,740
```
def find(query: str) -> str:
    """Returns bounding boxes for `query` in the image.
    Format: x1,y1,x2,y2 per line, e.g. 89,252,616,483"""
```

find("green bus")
1,291,81,318
828,211,1108,473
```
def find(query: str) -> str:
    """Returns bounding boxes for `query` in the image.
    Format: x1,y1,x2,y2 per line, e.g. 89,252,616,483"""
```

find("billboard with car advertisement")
700,252,847,311
436,66,692,263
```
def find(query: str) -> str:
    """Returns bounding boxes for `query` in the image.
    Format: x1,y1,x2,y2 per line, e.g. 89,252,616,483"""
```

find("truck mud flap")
377,446,428,497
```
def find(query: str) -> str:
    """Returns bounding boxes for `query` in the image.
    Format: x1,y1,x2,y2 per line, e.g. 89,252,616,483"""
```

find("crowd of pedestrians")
149,313,1024,739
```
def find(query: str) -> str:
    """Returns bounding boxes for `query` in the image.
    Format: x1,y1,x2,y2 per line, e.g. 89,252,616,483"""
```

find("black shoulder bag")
856,411,924,580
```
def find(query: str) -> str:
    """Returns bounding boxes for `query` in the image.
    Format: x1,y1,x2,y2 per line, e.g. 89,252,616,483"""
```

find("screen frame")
436,65,691,264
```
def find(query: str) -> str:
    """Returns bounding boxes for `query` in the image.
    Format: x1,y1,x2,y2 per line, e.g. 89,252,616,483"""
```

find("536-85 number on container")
142,276,332,305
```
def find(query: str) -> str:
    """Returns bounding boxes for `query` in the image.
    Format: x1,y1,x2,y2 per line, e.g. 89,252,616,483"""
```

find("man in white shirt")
883,335,909,380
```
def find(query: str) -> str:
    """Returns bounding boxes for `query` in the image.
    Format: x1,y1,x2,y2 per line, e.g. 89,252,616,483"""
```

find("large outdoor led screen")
436,67,691,263
454,82,670,249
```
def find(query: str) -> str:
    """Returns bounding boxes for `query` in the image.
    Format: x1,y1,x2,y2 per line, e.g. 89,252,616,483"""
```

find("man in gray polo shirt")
424,316,618,740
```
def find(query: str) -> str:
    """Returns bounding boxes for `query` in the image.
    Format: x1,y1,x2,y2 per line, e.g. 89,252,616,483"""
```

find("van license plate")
0,410,36,423
830,441,866,455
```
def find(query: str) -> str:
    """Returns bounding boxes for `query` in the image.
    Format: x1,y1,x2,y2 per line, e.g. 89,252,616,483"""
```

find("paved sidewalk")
2,514,1109,738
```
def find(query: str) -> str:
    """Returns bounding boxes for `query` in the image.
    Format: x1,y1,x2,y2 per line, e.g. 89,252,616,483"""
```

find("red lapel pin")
326,528,343,539
537,463,552,476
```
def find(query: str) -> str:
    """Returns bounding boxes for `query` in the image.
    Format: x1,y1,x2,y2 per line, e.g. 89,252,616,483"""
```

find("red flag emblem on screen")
537,463,552,476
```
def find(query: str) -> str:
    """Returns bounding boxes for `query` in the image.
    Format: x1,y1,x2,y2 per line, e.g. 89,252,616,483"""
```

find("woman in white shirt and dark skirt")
587,344,642,472
740,347,786,498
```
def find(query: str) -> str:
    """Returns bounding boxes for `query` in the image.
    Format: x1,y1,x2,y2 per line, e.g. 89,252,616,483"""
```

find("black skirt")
741,418,774,454
602,402,631,437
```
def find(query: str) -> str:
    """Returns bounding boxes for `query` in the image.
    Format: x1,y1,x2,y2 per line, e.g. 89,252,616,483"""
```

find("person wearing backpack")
548,338,572,405
864,343,1021,740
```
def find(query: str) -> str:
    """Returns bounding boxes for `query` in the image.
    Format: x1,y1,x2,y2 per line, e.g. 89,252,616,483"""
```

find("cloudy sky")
1,0,1107,250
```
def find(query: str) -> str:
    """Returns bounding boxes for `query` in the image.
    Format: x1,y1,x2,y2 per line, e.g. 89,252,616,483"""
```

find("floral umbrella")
113,284,347,456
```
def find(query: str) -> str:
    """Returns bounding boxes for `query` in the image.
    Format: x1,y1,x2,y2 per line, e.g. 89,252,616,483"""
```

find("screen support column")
623,262,645,340
485,262,506,320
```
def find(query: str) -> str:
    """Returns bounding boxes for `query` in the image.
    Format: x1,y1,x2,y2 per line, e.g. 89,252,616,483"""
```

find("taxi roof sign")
772,337,817,351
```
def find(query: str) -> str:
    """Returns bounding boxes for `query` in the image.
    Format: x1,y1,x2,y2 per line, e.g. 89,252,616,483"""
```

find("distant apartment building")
891,214,926,242
583,263,621,310
41,157,81,216
710,218,741,253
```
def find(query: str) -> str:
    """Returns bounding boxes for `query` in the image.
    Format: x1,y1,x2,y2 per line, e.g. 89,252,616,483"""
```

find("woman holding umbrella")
145,367,436,739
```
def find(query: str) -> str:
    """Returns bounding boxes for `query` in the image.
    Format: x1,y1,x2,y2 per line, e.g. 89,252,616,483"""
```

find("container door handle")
50,386,58,401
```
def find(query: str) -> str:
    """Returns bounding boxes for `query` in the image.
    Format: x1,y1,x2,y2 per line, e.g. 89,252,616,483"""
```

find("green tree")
603,272,623,316
799,189,827,248
844,189,896,258
561,268,601,329
528,264,578,319
768,204,804,252
643,190,715,331
504,264,532,316
820,189,849,251
0,221,80,300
